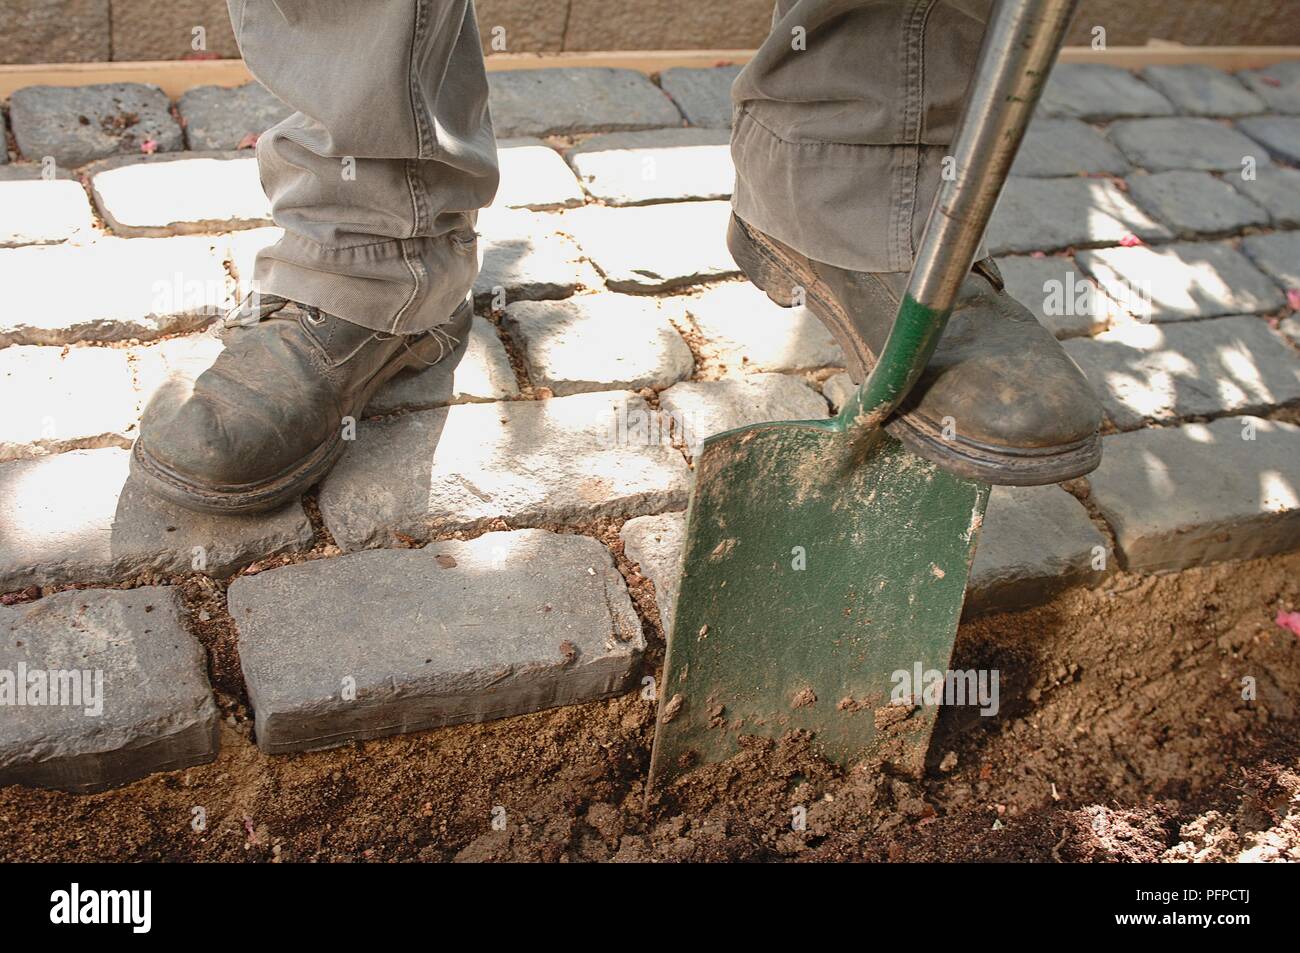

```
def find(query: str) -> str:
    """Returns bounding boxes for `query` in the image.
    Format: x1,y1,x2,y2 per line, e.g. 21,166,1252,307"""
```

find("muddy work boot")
727,214,1102,485
133,294,473,514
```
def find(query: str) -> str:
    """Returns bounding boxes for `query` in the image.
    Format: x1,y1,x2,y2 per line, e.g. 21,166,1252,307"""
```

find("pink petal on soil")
1261,75,1283,87
141,139,158,155
1286,288,1300,311
1276,610,1300,637
1118,233,1143,247
237,133,260,150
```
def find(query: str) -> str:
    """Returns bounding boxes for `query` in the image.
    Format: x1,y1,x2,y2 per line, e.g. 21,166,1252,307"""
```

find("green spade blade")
647,420,989,788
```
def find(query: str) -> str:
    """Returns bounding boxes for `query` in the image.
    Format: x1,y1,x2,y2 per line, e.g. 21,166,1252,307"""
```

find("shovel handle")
840,0,1080,433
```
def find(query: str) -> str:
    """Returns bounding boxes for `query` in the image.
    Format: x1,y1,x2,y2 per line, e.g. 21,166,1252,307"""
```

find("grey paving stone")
0,586,220,794
1237,115,1300,164
561,201,739,292
502,295,694,396
657,374,829,456
1238,62,1300,115
566,128,733,205
1108,118,1271,173
965,485,1109,616
493,138,585,211
984,177,1171,255
229,529,643,753
488,68,684,138
365,316,521,414
474,207,595,309
620,511,686,633
1125,170,1270,237
8,83,183,168
1063,317,1300,431
1281,316,1300,347
1010,118,1131,177
0,236,232,346
317,391,690,550
658,66,742,128
176,81,293,151
1038,64,1174,121
0,447,312,592
0,179,96,247
1241,231,1300,290
1227,166,1300,227
1141,65,1267,117
87,152,271,237
1087,416,1300,572
0,345,138,460
1077,242,1286,322
821,371,856,413
683,282,845,372
994,255,1122,338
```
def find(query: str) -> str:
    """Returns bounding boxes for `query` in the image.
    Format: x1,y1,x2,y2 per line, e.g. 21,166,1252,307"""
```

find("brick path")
2,62,1298,791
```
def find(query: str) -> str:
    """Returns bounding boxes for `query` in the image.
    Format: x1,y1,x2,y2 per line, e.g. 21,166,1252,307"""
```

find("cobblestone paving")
2,63,1298,787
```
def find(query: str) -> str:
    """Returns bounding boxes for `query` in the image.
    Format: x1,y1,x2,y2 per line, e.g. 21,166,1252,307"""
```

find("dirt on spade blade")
1,551,1298,862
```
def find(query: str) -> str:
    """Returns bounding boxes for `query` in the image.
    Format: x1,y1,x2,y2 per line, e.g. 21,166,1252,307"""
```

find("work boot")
133,293,473,514
727,213,1102,485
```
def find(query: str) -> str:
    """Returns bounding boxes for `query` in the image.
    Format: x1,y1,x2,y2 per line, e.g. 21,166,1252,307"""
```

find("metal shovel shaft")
843,0,1080,432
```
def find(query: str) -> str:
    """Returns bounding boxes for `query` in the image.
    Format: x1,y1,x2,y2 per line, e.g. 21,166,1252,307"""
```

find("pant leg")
227,0,498,333
731,0,992,274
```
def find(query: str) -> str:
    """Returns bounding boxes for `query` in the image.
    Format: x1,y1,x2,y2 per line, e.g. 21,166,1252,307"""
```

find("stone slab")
1011,118,1131,177
229,529,643,753
365,316,521,414
0,586,220,794
176,81,293,151
1228,166,1300,227
87,152,271,236
1238,62,1300,115
821,372,856,413
994,255,1121,338
657,373,829,456
683,281,845,372
474,208,595,309
1241,231,1300,292
566,127,733,205
0,447,313,592
0,179,97,247
1077,242,1285,322
8,83,183,168
1141,65,1267,117
488,68,684,138
1087,416,1300,572
985,177,1171,255
658,66,742,128
493,138,585,211
1108,118,1271,173
0,236,232,346
1126,170,1270,237
502,294,694,395
1237,115,1300,164
561,201,739,292
0,345,138,461
317,390,691,550
619,511,686,633
1038,64,1175,120
1063,316,1300,431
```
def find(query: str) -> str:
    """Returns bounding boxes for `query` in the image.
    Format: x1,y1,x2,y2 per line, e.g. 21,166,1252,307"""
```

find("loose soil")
2,551,1298,863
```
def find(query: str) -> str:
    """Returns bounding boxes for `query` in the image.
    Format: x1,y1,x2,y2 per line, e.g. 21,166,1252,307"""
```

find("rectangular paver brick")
1087,416,1300,572
88,152,271,236
488,68,683,137
0,179,96,247
8,83,183,168
1077,242,1285,322
317,391,691,550
0,447,312,592
494,138,584,211
1011,118,1131,177
658,66,741,128
994,255,1122,338
502,294,694,395
1038,65,1174,120
1108,118,1270,173
176,82,293,151
561,201,738,292
566,128,733,205
683,281,845,372
229,529,644,753
657,374,829,456
0,586,219,793
474,208,595,309
0,236,232,346
1141,65,1267,117
1126,170,1269,237
985,177,1171,255
1063,316,1300,430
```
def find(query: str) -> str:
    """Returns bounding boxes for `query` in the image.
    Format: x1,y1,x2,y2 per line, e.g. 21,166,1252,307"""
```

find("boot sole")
131,298,475,515
727,217,1101,486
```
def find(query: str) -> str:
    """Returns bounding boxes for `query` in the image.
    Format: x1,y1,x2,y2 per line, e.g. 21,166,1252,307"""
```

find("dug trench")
1,546,1297,863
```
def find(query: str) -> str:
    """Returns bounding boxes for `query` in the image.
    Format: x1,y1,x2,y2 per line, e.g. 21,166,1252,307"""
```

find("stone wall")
0,0,1297,64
